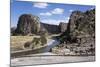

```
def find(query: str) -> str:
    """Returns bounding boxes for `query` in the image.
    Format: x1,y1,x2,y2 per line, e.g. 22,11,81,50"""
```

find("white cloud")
67,17,70,20
40,12,52,16
39,8,64,16
41,19,67,25
69,9,73,12
33,2,48,8
52,8,64,14
90,7,94,10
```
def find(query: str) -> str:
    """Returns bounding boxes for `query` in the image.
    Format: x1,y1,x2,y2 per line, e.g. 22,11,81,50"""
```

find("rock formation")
15,14,40,35
59,22,68,33
55,9,95,56
11,14,68,35
68,9,95,39
40,23,60,34
60,9,95,42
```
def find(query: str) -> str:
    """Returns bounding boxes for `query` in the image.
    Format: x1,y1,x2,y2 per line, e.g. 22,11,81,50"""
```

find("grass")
11,36,34,51
11,35,53,51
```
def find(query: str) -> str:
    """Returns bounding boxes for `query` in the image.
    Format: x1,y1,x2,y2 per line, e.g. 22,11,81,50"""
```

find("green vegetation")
40,35,47,46
31,37,41,49
31,34,47,49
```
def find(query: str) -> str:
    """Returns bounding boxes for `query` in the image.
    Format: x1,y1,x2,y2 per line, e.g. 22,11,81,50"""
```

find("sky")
11,0,95,27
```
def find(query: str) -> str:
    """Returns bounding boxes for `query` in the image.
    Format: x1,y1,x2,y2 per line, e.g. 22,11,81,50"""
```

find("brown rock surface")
15,14,40,35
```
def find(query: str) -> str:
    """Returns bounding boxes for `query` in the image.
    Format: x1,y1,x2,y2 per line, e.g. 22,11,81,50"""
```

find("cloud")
40,12,52,16
69,9,73,12
33,2,48,8
67,17,70,20
41,19,67,25
52,8,64,14
90,7,95,10
39,8,64,16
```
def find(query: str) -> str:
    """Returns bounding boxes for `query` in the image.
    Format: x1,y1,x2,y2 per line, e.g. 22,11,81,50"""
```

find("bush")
40,35,47,46
23,41,31,49
31,37,41,49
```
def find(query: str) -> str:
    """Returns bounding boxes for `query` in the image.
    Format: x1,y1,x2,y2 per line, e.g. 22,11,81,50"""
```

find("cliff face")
14,14,40,35
59,22,68,33
11,13,68,35
40,23,60,34
69,9,95,38
60,9,95,42
40,22,68,34
56,9,95,56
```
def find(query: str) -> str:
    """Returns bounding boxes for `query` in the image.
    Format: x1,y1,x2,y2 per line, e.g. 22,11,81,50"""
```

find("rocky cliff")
14,14,40,35
54,9,95,56
40,23,60,34
11,14,68,35
11,13,76,36
59,22,68,33
60,9,95,43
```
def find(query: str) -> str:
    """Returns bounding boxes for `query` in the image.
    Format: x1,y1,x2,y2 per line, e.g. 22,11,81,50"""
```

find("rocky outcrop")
68,9,95,39
40,22,68,34
54,9,95,56
12,14,68,35
40,23,60,34
14,14,40,35
59,22,68,33
60,9,95,42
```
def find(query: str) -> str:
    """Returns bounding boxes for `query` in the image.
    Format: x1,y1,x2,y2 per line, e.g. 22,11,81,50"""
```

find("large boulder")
15,14,40,35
